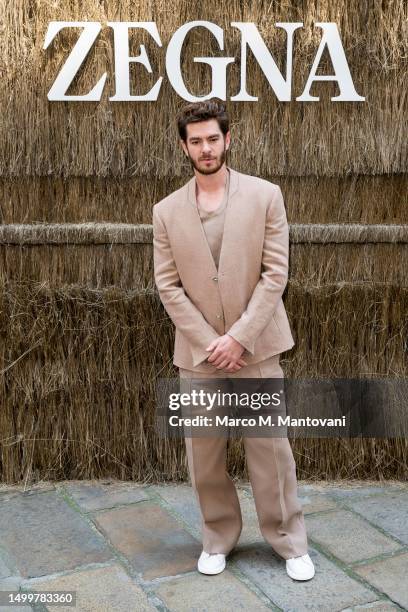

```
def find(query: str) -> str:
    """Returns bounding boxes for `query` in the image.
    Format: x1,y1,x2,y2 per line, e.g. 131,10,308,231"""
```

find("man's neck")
194,164,229,195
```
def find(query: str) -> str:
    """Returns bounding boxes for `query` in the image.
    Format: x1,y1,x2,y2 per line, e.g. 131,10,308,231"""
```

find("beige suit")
152,166,295,371
153,166,308,560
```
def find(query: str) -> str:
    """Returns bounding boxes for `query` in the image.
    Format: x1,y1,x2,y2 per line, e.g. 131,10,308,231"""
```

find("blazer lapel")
184,165,240,276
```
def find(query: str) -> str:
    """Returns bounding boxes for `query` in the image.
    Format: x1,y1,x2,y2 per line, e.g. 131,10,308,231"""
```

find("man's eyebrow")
189,134,220,141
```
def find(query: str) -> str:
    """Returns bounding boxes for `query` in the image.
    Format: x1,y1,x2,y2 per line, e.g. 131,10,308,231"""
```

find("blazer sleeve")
152,205,220,367
226,185,289,355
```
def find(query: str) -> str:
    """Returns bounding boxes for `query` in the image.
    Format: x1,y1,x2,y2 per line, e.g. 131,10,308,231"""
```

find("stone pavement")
0,479,407,612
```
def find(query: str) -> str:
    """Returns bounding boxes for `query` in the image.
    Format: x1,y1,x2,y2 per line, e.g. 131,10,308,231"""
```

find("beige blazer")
152,165,295,370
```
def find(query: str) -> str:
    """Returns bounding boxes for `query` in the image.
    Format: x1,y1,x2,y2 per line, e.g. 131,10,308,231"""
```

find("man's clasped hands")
205,334,247,373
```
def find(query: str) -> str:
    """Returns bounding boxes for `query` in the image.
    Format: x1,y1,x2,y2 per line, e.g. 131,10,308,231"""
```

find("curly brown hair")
176,98,230,142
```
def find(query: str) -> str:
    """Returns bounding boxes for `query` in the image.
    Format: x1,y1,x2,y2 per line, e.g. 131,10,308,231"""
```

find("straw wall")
0,0,407,483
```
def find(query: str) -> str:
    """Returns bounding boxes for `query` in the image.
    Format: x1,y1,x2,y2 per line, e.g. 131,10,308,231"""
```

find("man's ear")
180,139,188,157
225,130,231,151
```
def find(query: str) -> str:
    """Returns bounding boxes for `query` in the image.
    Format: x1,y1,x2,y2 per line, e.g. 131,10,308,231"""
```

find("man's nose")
202,141,212,153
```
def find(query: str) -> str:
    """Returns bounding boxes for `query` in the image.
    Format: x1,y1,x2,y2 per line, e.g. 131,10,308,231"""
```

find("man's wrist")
226,332,252,354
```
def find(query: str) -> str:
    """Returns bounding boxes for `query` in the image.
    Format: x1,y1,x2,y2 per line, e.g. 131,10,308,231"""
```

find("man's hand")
205,334,248,372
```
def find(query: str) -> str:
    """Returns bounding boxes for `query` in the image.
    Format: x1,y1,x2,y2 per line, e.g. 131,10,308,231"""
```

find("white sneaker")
197,551,226,575
286,553,315,580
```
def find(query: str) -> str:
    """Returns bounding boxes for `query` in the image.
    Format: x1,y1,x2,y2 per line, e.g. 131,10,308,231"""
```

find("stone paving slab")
0,557,24,609
0,575,29,611
0,480,405,611
236,482,253,494
341,601,401,611
0,598,30,612
153,483,340,520
305,510,402,564
94,502,201,580
235,495,265,546
149,483,265,547
147,484,202,532
338,492,408,545
22,564,156,612
149,483,341,545
0,576,23,595
0,482,55,499
0,557,11,579
154,571,272,611
354,552,408,610
231,544,378,611
0,490,113,578
298,492,339,514
322,484,407,500
63,480,149,512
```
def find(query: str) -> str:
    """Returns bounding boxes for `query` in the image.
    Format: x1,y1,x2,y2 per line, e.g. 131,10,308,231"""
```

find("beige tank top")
196,170,230,269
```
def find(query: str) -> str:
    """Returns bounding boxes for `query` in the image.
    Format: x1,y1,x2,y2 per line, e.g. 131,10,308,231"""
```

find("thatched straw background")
0,1,407,483
0,175,407,223
0,278,407,483
0,248,407,484
0,1,407,180
1,224,407,288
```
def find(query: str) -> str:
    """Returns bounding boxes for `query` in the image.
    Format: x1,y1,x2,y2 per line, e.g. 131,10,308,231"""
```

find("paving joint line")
307,537,399,608
147,488,284,610
56,485,170,610
329,498,408,549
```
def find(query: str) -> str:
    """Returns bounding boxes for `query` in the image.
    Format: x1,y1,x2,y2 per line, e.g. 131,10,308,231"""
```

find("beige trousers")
179,354,308,560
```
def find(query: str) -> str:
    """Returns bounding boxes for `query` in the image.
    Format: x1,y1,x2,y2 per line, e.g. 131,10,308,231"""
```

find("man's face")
180,119,230,175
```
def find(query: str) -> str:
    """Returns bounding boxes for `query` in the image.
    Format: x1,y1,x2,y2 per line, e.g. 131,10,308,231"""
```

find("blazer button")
212,276,218,281
216,314,222,319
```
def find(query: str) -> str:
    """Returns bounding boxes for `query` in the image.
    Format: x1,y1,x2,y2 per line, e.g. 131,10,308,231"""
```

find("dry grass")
0,279,406,483
1,224,406,288
0,1,407,177
0,1,407,483
0,175,407,224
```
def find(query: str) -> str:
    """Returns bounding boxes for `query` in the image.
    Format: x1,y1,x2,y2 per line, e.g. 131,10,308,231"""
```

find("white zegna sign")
43,21,365,102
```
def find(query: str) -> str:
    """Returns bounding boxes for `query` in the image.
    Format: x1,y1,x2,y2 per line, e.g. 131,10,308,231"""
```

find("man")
152,98,314,581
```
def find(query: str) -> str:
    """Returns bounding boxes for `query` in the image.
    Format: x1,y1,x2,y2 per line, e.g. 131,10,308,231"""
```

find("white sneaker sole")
197,559,226,575
286,565,315,581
